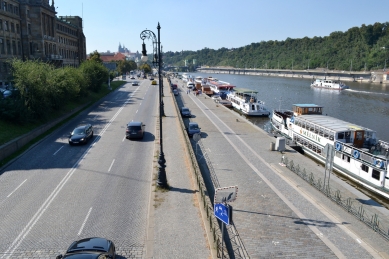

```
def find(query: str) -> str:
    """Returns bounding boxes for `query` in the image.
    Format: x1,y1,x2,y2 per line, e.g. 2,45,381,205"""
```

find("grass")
0,81,125,166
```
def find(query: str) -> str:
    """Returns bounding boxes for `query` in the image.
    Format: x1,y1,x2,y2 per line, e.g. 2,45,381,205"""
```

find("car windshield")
128,126,141,130
73,128,85,135
189,124,198,130
182,108,189,112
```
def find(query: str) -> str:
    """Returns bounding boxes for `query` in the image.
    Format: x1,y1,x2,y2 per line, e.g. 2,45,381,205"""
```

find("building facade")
0,0,86,87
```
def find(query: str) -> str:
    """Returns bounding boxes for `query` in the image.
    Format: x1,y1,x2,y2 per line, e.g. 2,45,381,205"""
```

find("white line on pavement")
7,179,27,198
53,145,64,155
78,207,92,236
108,159,115,172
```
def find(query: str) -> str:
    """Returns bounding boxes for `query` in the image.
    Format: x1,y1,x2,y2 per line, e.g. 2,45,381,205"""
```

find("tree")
79,60,109,92
139,63,151,74
117,60,137,74
89,50,103,64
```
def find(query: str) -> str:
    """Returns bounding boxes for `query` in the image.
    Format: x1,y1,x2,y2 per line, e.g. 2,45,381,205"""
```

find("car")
150,77,154,80
130,76,135,79
132,81,139,86
187,82,195,89
126,121,145,139
171,84,178,89
152,80,157,85
68,124,93,145
186,122,201,137
56,237,116,259
180,107,191,117
173,89,179,96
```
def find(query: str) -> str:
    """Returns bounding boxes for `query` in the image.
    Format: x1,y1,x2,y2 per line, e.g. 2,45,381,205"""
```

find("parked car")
171,84,178,89
152,80,157,85
187,82,195,89
180,107,191,117
173,89,179,96
56,237,116,259
132,81,139,86
186,122,201,137
68,124,93,145
126,121,145,139
130,76,135,79
150,77,154,80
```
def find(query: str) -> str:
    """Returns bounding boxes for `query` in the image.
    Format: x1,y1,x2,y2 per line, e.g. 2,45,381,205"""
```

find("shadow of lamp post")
140,23,167,188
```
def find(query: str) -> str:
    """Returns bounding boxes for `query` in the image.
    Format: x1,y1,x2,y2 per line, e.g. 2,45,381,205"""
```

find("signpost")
214,186,238,259
323,143,335,190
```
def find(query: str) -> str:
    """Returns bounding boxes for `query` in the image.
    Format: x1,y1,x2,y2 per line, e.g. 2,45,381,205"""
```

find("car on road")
126,121,145,139
132,81,139,86
173,89,179,96
151,80,157,85
171,84,178,89
68,124,93,145
56,237,116,259
130,76,135,79
180,107,191,117
150,77,154,80
186,122,201,137
187,82,195,89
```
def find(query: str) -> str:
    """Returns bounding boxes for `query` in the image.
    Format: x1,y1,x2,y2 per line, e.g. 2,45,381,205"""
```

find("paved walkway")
147,79,212,259
170,76,389,259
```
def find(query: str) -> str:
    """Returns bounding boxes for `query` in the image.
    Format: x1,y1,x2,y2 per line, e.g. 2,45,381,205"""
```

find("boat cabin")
293,104,323,116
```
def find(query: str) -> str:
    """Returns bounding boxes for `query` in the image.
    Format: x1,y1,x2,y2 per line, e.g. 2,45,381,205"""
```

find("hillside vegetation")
164,22,389,72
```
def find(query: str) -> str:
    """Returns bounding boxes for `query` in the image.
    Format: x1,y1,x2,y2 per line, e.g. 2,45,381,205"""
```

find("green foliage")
117,60,137,74
88,50,103,63
139,63,151,73
164,22,389,71
79,60,109,92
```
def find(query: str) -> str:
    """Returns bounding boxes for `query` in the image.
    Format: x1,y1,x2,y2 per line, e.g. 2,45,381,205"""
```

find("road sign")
214,186,238,203
193,133,201,142
214,203,232,225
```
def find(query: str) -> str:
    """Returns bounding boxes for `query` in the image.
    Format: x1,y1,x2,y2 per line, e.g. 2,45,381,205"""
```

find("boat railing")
335,141,387,169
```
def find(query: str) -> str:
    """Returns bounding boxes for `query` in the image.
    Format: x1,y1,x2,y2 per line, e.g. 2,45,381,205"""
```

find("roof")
100,52,126,62
233,88,258,94
293,104,321,107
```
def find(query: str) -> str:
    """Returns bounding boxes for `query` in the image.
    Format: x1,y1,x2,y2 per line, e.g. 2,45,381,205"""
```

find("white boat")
206,78,235,94
227,88,270,116
182,73,192,83
310,78,349,90
271,104,389,199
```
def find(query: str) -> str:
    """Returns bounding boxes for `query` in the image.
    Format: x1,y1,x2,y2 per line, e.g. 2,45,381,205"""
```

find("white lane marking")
1,84,142,259
53,145,64,156
108,159,115,172
136,110,138,113
93,115,98,120
78,207,92,236
122,136,126,142
7,179,27,198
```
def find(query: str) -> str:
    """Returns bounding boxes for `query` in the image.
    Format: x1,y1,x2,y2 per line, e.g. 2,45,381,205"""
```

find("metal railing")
281,156,389,241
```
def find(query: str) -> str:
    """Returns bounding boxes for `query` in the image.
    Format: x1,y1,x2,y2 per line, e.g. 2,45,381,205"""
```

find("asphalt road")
0,78,158,258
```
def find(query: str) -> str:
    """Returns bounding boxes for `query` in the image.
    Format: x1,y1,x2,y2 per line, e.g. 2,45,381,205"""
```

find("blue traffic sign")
214,203,232,225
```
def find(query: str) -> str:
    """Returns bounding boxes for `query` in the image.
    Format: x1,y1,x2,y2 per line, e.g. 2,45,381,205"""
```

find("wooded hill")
163,22,389,72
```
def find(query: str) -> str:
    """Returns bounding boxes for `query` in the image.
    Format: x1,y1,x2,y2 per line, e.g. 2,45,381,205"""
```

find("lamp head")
141,41,148,62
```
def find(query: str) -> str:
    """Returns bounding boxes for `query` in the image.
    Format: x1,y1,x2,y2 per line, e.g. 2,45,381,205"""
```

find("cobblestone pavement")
173,77,389,259
148,80,211,259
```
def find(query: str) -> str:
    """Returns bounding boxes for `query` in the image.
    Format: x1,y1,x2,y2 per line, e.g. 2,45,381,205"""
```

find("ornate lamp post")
140,23,167,188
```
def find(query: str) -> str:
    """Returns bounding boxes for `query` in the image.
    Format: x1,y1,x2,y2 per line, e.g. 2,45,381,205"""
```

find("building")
0,0,86,87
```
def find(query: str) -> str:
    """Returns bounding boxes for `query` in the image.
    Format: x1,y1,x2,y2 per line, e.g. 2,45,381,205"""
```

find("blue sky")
56,0,389,54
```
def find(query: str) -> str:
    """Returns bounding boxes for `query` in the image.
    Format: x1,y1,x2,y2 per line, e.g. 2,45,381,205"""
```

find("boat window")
372,169,380,180
338,132,345,139
329,134,334,141
251,104,255,110
342,154,350,163
361,164,369,173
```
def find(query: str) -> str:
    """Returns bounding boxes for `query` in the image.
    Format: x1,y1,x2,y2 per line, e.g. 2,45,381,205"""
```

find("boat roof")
234,88,258,94
293,104,321,108
297,114,375,133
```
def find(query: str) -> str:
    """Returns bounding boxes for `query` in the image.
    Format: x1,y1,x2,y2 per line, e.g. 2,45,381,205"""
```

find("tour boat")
227,88,270,116
310,78,349,90
271,104,389,199
206,78,235,94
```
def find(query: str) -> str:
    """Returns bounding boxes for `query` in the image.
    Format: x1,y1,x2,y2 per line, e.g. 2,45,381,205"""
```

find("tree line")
163,22,389,72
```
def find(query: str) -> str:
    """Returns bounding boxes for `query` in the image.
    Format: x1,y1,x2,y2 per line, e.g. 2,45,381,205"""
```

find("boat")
270,104,389,199
310,78,349,90
227,88,270,116
182,73,192,83
206,78,235,94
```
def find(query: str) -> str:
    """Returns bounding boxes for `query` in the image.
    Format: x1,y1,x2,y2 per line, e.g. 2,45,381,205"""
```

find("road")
0,78,158,258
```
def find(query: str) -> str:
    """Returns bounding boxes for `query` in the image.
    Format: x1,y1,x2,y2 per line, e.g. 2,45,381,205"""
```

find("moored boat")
206,78,235,94
310,78,349,90
227,88,270,116
271,104,389,199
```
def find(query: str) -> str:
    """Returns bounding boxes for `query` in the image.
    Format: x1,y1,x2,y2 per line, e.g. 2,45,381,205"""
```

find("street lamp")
140,23,167,188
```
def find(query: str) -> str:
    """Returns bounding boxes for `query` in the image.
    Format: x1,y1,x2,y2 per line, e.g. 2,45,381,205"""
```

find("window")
361,164,369,173
16,24,19,33
372,169,380,180
342,154,350,163
0,38,4,54
28,23,31,34
17,41,21,55
10,22,14,32
2,2,7,11
6,39,10,54
8,3,12,12
4,21,8,31
27,9,29,17
15,6,18,15
0,19,2,30
12,40,16,54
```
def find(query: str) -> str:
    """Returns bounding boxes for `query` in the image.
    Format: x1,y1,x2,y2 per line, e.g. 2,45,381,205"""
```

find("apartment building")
0,0,86,87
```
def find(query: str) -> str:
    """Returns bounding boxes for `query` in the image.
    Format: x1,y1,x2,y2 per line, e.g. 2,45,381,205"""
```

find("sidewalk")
147,79,212,258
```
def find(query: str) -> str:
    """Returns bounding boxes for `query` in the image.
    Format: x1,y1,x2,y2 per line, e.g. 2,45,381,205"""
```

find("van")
187,82,195,89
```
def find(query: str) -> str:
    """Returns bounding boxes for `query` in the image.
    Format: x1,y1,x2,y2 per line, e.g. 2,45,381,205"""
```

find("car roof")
127,121,143,126
189,122,198,125
75,124,91,130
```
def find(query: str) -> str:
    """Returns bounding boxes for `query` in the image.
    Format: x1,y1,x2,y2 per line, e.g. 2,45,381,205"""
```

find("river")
191,72,389,141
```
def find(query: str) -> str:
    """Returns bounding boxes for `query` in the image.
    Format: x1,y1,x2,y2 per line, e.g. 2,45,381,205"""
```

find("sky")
55,0,389,54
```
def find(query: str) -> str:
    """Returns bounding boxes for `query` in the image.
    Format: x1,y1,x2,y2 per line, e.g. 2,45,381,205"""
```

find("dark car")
56,237,116,259
171,84,178,89
186,122,201,137
173,89,179,96
180,107,191,117
68,124,93,145
126,121,145,139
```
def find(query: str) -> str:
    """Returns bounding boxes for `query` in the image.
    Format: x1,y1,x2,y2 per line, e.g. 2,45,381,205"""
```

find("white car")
187,82,195,89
